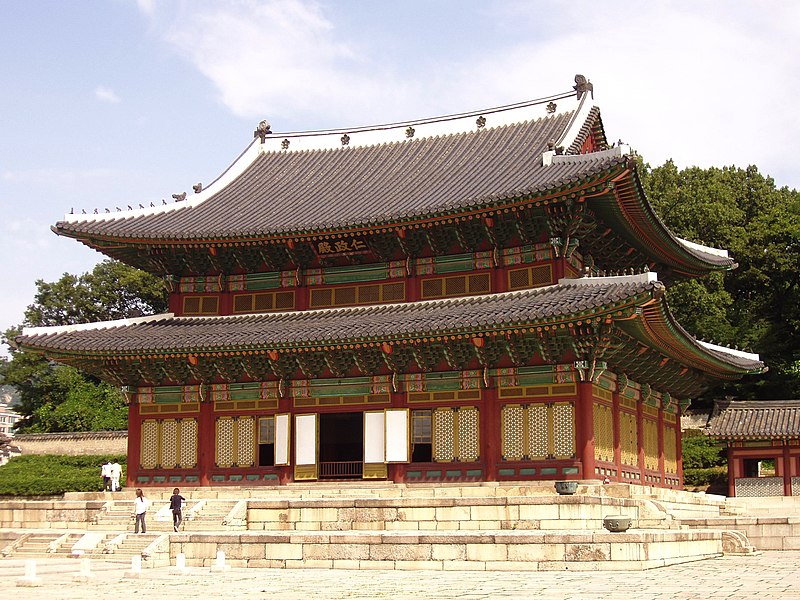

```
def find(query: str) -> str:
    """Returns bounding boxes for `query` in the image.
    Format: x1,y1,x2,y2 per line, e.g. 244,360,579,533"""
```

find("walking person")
101,461,112,491
133,488,150,533
110,460,122,492
169,487,186,532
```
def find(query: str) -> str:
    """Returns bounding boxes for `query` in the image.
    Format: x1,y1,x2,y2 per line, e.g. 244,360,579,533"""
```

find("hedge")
0,454,127,497
683,466,728,488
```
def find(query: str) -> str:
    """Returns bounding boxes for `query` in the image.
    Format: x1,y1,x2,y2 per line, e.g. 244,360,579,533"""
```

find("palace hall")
17,76,764,489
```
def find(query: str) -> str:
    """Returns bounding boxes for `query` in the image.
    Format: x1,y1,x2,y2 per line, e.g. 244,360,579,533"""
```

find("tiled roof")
705,400,800,440
55,107,613,241
17,276,763,375
19,278,662,354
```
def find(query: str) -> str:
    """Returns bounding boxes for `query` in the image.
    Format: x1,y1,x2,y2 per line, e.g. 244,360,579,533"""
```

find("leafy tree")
1,260,167,433
641,161,800,401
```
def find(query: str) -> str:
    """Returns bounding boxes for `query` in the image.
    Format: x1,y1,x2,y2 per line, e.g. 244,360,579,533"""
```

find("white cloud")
95,85,121,104
148,0,418,124
139,0,800,188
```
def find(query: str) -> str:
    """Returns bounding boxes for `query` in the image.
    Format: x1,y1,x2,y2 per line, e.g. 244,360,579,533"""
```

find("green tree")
2,260,167,433
641,161,800,401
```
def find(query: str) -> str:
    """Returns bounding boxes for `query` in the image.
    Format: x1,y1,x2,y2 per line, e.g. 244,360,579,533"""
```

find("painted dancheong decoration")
17,75,764,488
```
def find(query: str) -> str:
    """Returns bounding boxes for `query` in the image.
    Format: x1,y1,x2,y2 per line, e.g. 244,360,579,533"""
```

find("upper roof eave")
53,90,608,245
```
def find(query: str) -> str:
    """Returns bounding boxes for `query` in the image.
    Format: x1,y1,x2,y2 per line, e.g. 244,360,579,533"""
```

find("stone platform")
0,481,774,571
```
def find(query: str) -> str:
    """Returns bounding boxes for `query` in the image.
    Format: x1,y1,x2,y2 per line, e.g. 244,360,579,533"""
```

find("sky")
1,0,799,354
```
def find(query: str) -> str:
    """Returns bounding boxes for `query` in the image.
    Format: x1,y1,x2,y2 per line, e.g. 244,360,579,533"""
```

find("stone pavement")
2,551,799,599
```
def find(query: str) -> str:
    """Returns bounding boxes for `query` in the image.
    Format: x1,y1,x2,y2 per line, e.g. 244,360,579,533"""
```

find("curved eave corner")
616,296,764,377
591,165,736,277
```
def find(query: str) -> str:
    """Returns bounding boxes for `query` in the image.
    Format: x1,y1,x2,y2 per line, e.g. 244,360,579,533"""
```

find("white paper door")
385,409,410,463
294,413,318,480
274,413,290,466
363,411,386,464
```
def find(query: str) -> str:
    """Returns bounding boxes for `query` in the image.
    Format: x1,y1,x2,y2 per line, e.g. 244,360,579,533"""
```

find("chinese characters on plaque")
315,237,368,256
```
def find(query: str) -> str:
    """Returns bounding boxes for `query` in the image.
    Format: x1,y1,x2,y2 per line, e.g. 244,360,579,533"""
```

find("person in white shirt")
133,488,150,533
101,461,112,491
110,461,122,492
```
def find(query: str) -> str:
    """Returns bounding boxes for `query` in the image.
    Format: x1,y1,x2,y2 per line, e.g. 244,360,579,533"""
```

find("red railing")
319,461,363,479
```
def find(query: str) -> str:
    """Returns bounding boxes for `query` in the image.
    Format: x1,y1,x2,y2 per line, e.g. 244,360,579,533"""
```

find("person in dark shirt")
169,487,186,532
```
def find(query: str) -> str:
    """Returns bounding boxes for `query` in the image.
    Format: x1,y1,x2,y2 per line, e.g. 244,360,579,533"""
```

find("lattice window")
309,281,406,308
182,295,219,315
412,410,432,443
735,477,784,497
215,416,255,468
420,273,491,300
644,418,659,471
140,420,159,469
552,402,575,458
216,418,235,468
593,402,614,463
433,409,455,462
140,418,198,469
383,282,405,302
508,264,553,291
161,420,178,468
233,290,296,313
664,425,677,473
528,404,548,459
238,417,256,467
501,402,573,461
259,417,275,444
179,419,198,468
502,405,525,460
458,407,480,462
620,411,638,466
334,286,356,305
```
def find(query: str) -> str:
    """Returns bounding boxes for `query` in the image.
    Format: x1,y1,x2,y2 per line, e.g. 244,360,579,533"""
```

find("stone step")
167,528,726,571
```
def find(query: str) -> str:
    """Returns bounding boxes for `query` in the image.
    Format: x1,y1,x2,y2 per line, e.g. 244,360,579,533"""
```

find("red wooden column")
196,399,215,486
657,405,666,485
553,256,567,282
481,384,500,481
389,388,406,484
278,390,293,485
675,412,684,487
727,447,740,497
126,401,142,487
783,445,792,496
636,400,646,483
576,381,596,480
612,388,621,481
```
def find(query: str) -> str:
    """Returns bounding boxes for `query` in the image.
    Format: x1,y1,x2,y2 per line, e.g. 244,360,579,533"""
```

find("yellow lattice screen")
644,418,659,470
458,407,480,462
215,417,256,468
140,420,159,469
433,409,455,462
237,416,256,467
552,403,575,458
140,418,198,469
501,405,525,460
593,402,614,463
528,404,548,458
501,403,574,461
620,411,638,466
179,419,198,468
664,425,677,473
161,420,178,468
432,407,479,462
216,418,235,468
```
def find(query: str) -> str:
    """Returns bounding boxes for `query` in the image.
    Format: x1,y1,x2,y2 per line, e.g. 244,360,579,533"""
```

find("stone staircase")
87,498,241,532
2,481,794,570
